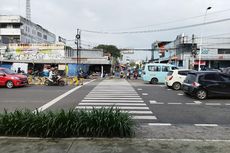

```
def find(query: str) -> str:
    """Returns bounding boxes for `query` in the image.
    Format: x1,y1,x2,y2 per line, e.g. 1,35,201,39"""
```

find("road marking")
78,103,146,106
142,93,148,96
168,103,182,105
194,124,218,127
205,103,221,106
194,101,202,104
86,95,140,97
127,111,153,114
35,80,95,112
225,103,230,106
137,88,143,91
82,100,144,103
75,106,150,110
148,123,172,126
133,116,157,120
84,97,142,100
186,103,200,105
167,89,172,90
177,93,184,96
149,100,164,105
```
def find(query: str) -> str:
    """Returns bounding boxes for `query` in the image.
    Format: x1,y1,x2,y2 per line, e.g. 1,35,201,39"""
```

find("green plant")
0,107,135,138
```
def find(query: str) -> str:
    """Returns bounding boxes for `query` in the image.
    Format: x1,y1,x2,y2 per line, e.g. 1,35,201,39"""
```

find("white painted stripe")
78,103,146,106
86,95,140,98
177,93,184,96
225,103,230,106
35,80,95,112
194,101,202,104
82,100,144,103
75,106,149,110
167,89,172,90
194,124,218,127
88,93,139,95
137,88,143,91
126,111,153,114
148,123,172,126
168,103,182,105
133,116,157,120
149,100,157,103
205,103,221,106
150,102,164,105
84,97,142,100
142,93,148,96
186,103,200,105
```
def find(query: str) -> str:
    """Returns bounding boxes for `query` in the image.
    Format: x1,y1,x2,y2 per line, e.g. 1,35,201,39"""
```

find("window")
219,74,230,82
162,66,169,72
148,66,161,72
37,32,42,37
218,49,230,54
204,73,220,81
178,71,189,76
43,35,47,40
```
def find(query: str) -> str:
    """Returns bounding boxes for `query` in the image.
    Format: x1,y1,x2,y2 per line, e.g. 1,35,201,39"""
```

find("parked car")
142,63,178,84
182,71,230,100
166,69,193,90
0,67,28,88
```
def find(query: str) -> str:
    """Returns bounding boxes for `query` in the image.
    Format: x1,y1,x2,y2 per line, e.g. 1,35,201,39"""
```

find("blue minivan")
142,63,177,84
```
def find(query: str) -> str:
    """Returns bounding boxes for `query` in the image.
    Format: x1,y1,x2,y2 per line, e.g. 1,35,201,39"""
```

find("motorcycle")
44,75,65,86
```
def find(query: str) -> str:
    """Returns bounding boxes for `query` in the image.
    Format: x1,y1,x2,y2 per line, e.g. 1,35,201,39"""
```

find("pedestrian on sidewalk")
79,68,84,85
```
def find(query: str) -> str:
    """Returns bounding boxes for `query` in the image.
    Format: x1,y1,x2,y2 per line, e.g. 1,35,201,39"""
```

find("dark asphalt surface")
1,78,230,125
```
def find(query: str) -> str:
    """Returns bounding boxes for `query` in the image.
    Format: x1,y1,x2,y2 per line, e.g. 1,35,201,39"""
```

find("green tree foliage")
94,44,121,58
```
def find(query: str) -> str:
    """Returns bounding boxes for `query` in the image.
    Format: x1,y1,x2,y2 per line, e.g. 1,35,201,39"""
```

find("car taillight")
169,76,173,80
192,82,200,87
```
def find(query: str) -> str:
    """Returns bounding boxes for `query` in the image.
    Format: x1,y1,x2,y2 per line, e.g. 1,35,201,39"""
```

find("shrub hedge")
0,107,135,138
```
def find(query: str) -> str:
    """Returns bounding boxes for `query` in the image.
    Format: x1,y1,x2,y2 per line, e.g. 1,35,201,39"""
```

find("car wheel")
196,89,207,100
172,82,181,90
6,81,14,89
150,78,158,84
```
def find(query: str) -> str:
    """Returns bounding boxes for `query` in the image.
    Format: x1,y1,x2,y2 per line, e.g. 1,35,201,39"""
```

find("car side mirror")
0,73,5,76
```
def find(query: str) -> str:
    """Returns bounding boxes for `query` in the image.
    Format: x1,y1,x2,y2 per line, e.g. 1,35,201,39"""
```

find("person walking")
79,68,84,85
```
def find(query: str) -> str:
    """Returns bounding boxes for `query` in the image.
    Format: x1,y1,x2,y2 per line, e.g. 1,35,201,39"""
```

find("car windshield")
2,69,16,75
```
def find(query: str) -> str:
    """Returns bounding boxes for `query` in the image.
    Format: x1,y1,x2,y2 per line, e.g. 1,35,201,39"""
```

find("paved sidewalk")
1,137,230,153
1,125,230,153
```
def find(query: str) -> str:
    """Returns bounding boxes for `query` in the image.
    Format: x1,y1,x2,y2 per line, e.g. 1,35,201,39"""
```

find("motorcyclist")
48,67,55,82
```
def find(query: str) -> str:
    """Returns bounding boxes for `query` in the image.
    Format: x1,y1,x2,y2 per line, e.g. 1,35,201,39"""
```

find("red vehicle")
0,67,28,88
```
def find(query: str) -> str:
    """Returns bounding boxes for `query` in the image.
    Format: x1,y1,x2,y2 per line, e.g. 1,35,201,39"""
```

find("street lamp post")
198,7,212,71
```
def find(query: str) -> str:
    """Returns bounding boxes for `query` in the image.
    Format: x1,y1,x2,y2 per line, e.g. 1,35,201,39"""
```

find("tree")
94,44,121,58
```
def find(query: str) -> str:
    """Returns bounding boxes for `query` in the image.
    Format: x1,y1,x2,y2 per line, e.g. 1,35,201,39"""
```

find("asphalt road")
1,78,230,126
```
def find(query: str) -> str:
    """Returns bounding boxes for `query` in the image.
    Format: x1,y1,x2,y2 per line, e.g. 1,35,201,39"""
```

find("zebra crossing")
75,79,157,123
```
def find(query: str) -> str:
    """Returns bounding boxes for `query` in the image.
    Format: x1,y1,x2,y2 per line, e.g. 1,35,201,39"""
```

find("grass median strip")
0,108,135,138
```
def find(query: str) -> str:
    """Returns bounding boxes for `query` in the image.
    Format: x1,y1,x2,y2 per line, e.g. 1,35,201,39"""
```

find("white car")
165,69,192,90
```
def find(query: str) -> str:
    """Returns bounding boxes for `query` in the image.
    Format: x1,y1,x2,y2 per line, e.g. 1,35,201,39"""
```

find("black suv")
182,71,230,100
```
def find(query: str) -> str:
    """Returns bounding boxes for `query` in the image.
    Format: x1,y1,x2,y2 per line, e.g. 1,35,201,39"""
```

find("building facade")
0,15,56,44
152,34,230,70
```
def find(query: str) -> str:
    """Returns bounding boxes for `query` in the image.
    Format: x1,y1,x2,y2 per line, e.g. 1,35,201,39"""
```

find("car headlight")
11,76,20,80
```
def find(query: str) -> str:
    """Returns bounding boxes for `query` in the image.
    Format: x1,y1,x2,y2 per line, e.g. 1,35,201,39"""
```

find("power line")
82,17,230,35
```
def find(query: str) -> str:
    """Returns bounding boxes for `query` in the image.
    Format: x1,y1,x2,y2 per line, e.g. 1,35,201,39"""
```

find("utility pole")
75,29,81,64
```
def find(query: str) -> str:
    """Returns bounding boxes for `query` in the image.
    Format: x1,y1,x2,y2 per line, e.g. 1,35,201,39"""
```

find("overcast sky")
1,0,230,49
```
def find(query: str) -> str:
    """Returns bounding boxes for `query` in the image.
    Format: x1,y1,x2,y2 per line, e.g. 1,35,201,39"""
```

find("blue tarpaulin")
67,64,89,76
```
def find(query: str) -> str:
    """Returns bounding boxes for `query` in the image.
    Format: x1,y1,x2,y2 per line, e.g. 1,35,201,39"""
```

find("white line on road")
84,97,142,100
35,80,95,112
168,103,182,105
205,103,221,106
194,101,202,104
177,93,184,96
142,93,149,96
75,106,149,110
225,103,230,106
127,111,153,114
82,100,144,103
86,95,140,98
78,103,146,106
149,100,164,105
137,88,143,91
194,124,218,127
148,123,172,126
133,116,157,120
